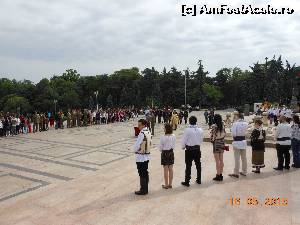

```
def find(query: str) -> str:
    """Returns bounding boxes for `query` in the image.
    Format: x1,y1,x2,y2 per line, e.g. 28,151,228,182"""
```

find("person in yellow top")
170,111,179,130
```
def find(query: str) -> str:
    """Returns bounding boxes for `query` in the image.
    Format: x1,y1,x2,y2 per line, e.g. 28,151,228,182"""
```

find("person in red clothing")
49,115,55,128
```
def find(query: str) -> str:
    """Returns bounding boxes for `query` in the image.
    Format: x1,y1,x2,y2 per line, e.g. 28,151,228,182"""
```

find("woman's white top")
159,134,176,151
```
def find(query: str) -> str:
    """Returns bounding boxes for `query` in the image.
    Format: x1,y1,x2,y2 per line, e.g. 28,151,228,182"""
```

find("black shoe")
219,174,223,181
284,166,290,170
181,181,190,187
134,190,147,195
135,178,148,195
213,174,219,181
196,179,201,184
292,164,296,168
273,167,283,171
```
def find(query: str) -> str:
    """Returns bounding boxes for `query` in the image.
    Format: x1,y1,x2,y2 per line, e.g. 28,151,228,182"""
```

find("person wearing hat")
229,111,249,178
274,115,292,170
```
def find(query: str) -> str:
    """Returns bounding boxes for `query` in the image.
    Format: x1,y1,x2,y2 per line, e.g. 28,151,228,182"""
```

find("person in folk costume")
291,115,300,168
229,110,249,178
159,123,176,189
274,115,292,170
181,116,204,187
210,114,226,181
250,119,266,173
72,109,77,127
170,111,179,130
67,109,71,128
133,119,152,195
39,113,43,131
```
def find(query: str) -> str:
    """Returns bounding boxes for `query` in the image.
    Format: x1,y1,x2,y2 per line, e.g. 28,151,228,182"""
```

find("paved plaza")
0,111,299,225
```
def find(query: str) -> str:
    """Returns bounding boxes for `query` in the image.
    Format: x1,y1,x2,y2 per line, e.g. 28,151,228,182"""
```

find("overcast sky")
0,0,299,82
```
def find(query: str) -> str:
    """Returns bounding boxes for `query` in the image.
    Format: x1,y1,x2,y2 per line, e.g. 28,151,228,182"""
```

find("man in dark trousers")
133,119,152,195
183,110,189,124
181,116,204,186
274,115,292,170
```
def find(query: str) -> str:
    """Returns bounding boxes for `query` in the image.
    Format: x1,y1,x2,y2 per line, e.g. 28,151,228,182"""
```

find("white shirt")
231,119,248,150
159,134,176,152
285,109,292,118
0,121,3,129
16,118,20,126
280,108,286,116
274,122,292,145
133,127,151,162
181,125,204,149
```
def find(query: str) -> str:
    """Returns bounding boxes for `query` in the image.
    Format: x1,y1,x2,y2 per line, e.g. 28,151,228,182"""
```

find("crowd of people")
0,108,141,137
133,110,300,195
0,107,190,138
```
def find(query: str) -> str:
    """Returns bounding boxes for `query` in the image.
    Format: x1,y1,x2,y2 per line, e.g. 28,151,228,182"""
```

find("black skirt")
161,149,174,165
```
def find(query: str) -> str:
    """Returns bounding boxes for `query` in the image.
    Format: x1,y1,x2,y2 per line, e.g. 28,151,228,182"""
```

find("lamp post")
54,99,57,114
94,91,99,110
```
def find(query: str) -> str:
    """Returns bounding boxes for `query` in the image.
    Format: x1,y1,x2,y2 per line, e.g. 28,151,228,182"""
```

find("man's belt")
186,145,200,151
135,152,150,155
233,136,246,141
277,137,291,141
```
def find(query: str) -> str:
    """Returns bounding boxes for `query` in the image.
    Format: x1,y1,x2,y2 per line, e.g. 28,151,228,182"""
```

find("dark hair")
189,116,197,125
164,123,173,134
293,115,300,124
254,119,263,126
138,119,147,126
214,114,223,132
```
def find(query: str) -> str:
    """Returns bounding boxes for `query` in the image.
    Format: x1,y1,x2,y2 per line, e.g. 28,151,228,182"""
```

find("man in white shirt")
229,112,249,178
274,115,292,170
133,119,152,195
181,116,204,186
284,107,292,123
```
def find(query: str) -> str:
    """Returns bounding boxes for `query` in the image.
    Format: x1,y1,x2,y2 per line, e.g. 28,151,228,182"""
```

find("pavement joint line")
0,150,98,171
7,136,93,149
65,147,131,160
67,154,131,167
63,138,135,159
0,163,73,181
0,173,49,203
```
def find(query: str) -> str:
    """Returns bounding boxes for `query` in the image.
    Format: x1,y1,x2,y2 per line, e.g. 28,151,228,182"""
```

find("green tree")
202,83,223,106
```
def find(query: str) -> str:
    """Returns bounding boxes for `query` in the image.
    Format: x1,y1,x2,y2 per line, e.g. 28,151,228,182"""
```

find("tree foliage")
0,56,298,113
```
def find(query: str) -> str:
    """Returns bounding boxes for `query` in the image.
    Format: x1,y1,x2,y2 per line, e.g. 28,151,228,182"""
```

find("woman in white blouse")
159,123,176,189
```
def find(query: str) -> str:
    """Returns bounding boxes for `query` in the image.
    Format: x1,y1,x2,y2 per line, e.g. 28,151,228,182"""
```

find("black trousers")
274,116,278,126
184,117,188,124
185,147,201,182
276,144,291,168
136,160,149,179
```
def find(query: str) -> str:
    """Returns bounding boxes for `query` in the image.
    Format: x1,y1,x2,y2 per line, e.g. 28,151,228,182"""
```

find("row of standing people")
0,108,140,137
133,112,300,195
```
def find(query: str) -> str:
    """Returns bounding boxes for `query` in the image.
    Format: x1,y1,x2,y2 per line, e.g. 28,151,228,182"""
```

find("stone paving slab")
0,111,298,225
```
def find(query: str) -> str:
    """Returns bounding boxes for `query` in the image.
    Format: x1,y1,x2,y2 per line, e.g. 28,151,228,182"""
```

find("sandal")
168,185,173,189
229,174,239,178
162,185,169,189
239,172,247,176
